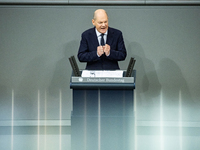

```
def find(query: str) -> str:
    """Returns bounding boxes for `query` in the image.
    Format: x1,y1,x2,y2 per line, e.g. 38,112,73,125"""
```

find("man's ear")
92,19,95,26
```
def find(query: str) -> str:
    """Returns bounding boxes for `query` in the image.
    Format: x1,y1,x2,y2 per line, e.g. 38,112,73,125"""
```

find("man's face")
92,13,108,34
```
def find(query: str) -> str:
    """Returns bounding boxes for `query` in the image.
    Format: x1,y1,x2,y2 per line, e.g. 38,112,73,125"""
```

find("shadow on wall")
16,56,48,119
157,58,199,121
126,41,199,121
127,41,161,108
12,40,79,119
48,40,79,97
47,40,80,119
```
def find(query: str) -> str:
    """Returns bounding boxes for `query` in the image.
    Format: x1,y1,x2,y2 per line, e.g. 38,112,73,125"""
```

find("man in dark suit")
78,9,127,70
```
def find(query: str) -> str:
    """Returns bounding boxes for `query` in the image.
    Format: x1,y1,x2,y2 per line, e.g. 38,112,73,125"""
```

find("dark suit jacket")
78,27,127,70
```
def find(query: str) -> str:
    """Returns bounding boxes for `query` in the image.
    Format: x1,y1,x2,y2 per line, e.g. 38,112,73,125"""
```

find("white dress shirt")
95,28,107,46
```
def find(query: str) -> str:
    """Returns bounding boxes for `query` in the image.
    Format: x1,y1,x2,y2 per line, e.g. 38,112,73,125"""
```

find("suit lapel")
90,27,99,48
106,27,113,46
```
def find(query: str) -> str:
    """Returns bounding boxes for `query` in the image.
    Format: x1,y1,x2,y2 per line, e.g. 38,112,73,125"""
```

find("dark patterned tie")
100,33,105,46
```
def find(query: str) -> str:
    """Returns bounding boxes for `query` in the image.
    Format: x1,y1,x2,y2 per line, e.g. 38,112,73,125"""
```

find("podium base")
71,116,134,150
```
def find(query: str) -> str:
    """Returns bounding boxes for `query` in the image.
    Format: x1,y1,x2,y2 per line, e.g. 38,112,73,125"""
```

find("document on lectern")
81,70,123,78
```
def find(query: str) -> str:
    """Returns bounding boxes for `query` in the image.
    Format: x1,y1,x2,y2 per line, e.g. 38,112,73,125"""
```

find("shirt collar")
95,28,108,36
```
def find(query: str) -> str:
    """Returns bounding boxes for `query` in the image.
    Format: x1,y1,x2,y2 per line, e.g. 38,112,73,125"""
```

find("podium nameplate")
71,77,134,83
70,70,136,89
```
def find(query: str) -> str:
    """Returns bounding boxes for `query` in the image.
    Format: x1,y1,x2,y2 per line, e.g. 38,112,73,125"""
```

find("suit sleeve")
77,33,100,62
107,32,127,61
